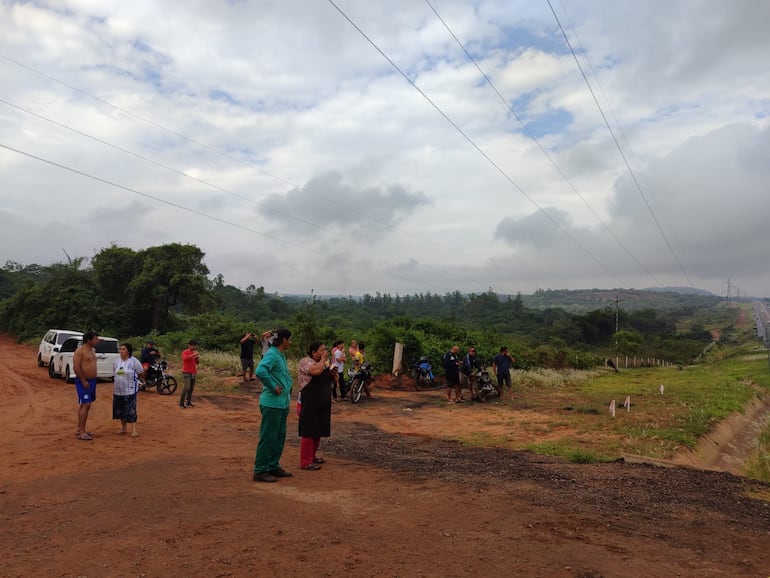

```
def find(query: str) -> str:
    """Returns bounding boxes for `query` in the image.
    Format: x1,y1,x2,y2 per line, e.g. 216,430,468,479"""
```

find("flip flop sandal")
77,433,93,441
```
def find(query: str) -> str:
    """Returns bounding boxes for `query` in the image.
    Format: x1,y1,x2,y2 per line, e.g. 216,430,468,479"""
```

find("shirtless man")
74,331,100,440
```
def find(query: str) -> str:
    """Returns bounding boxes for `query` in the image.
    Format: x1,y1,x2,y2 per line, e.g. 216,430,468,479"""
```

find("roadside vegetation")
2,244,769,480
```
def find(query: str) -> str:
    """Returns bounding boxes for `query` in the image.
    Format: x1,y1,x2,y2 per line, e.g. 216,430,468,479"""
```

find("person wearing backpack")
442,345,462,404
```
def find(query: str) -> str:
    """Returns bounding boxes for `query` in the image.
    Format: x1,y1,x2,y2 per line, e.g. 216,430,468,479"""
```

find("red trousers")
300,437,320,467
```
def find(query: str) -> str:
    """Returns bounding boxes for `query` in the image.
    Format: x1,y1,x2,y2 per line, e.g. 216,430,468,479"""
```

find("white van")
37,329,84,367
49,336,120,382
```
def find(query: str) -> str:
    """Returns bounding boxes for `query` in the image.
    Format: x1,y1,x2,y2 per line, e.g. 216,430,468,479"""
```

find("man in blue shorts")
73,331,100,440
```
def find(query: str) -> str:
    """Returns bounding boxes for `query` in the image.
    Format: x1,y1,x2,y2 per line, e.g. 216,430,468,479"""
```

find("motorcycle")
348,362,374,404
411,356,440,390
474,368,498,402
140,359,178,395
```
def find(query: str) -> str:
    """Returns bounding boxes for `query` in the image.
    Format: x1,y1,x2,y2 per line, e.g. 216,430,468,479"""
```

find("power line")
546,0,694,288
424,0,661,286
0,53,428,250
0,53,489,291
556,0,684,270
326,0,627,287
0,142,466,295
0,97,323,231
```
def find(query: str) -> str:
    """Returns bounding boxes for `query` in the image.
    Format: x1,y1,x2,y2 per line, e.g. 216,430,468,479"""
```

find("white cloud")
2,0,769,297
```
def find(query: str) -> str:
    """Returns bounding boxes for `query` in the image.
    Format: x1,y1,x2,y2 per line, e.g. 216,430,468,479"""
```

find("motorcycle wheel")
350,379,363,404
157,375,178,395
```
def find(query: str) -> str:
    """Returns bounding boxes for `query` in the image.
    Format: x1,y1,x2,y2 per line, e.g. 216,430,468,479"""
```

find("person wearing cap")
252,328,294,482
179,340,200,409
461,346,482,400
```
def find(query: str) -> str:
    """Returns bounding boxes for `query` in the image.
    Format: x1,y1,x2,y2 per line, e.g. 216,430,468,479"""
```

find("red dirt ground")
1,334,769,577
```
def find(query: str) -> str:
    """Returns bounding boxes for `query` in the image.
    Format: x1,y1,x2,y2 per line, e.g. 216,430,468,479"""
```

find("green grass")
504,319,770,468
745,421,770,482
524,441,607,464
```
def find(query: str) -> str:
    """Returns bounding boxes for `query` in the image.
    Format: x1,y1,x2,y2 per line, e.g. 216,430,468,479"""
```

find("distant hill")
643,286,716,297
283,288,724,314
518,288,721,313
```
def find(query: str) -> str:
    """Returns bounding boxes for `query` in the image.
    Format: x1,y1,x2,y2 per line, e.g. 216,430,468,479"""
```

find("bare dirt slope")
1,334,769,578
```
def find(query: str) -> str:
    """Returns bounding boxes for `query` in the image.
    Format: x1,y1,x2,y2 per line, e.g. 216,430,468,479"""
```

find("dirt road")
1,334,769,577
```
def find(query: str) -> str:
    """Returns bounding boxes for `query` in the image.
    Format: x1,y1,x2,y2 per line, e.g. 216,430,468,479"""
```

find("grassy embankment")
447,303,770,480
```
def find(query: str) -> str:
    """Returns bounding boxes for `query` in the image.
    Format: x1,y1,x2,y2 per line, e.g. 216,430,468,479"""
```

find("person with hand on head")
260,329,275,356
297,341,334,470
252,328,294,483
179,340,200,409
239,331,258,383
492,346,516,400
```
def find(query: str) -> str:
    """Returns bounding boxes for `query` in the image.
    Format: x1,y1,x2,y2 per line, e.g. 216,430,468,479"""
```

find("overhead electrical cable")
0,142,459,294
0,53,488,291
326,0,627,287
556,0,683,256
546,0,694,288
0,97,323,231
424,0,661,287
0,53,434,248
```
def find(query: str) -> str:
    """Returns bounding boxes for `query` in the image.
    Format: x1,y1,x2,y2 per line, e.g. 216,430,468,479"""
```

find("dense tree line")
0,244,716,370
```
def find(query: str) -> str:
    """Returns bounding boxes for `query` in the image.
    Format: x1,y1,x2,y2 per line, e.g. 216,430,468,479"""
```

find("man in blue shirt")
253,328,294,482
492,346,516,400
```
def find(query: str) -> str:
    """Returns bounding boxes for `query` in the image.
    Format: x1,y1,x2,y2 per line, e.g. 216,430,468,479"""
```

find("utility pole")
723,278,733,307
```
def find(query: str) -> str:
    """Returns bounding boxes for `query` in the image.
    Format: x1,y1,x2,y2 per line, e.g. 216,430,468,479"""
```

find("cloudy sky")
1,0,769,298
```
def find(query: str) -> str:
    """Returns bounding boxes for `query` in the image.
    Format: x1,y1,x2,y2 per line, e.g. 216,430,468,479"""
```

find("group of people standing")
72,336,202,441
251,332,367,482
442,345,516,403
72,333,148,441
72,328,514,483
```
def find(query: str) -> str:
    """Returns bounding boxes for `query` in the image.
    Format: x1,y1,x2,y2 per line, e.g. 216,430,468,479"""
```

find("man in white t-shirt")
332,340,347,401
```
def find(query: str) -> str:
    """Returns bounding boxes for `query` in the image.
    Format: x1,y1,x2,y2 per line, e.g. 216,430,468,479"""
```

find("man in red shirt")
180,340,200,409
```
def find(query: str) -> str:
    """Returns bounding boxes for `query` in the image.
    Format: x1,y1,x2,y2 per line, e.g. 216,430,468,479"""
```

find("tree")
128,244,211,332
91,245,141,304
0,261,106,339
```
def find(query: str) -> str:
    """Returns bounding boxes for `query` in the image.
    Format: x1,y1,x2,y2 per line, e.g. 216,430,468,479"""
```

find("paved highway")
752,301,770,345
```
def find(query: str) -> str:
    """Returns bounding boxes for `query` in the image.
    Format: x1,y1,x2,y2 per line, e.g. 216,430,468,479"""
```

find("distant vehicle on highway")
37,329,83,368
49,336,120,382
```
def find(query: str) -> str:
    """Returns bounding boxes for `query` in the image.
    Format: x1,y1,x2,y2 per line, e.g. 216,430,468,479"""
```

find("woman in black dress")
297,342,335,470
